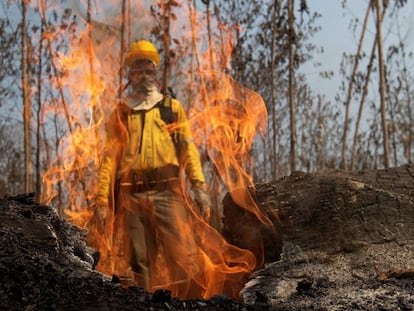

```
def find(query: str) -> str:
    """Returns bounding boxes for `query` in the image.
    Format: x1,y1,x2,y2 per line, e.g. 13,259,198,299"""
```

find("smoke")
71,0,156,44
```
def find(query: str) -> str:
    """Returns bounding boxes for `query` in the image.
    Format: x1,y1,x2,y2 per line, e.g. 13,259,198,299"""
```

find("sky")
1,0,413,110
302,0,414,105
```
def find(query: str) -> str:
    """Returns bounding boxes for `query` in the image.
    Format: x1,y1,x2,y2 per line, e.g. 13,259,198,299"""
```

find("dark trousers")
119,185,203,297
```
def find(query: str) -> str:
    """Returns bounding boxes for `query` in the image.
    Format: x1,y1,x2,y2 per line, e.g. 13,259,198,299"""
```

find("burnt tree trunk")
223,164,414,309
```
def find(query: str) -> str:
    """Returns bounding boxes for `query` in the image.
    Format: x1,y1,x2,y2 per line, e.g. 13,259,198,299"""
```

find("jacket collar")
125,86,163,111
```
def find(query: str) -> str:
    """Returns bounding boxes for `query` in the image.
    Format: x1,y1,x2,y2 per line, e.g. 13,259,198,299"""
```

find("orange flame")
41,0,270,300
190,70,269,223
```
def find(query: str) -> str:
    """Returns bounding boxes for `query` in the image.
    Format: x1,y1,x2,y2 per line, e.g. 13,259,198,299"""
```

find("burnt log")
0,194,257,310
223,164,414,310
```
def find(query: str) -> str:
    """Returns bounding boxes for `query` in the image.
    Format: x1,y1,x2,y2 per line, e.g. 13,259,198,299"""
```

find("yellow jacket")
97,96,205,205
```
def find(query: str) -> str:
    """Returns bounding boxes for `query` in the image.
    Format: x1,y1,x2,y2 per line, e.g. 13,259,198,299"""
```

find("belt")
124,178,179,193
119,165,180,192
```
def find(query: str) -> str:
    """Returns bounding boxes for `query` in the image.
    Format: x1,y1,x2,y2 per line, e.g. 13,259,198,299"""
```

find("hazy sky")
1,0,413,108
303,0,414,104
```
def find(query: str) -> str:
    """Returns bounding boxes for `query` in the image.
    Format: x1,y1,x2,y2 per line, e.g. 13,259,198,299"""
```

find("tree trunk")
35,27,44,201
375,0,391,168
161,0,171,93
287,0,296,173
341,2,371,171
22,0,33,193
270,0,280,180
351,35,377,170
118,0,127,98
223,164,414,308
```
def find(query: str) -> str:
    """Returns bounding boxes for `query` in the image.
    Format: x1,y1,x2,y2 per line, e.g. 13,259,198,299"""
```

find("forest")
0,0,413,215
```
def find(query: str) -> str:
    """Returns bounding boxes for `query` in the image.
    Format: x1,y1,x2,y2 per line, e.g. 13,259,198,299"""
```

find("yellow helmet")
124,40,160,67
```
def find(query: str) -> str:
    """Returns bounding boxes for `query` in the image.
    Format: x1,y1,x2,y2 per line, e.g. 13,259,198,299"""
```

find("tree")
1,0,413,206
375,0,391,168
384,15,414,165
341,1,371,170
21,0,33,192
287,0,297,172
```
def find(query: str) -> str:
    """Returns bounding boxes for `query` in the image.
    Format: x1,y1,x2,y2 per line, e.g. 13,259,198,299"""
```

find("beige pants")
119,185,202,297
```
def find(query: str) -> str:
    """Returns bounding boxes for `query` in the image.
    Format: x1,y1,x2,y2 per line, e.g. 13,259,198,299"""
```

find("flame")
190,70,269,224
41,0,270,300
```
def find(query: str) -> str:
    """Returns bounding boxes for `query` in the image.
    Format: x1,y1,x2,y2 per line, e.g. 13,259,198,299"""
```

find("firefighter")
96,40,211,295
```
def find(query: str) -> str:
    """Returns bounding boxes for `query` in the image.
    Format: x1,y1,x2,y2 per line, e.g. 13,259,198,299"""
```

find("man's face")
128,60,156,95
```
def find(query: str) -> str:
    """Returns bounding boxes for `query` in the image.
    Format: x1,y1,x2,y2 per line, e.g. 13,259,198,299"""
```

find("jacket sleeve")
96,107,127,205
173,99,206,185
97,153,113,205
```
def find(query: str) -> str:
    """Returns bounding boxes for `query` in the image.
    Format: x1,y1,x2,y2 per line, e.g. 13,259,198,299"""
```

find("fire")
41,0,270,300
190,70,269,225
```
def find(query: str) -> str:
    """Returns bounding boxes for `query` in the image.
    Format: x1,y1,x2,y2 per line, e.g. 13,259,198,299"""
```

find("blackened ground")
3,164,414,311
0,194,265,311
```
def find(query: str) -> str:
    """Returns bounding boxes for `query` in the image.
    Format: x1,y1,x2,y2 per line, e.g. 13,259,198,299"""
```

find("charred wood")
2,164,414,310
223,164,414,310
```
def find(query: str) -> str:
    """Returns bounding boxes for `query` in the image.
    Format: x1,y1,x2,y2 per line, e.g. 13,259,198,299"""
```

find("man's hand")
193,184,211,222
